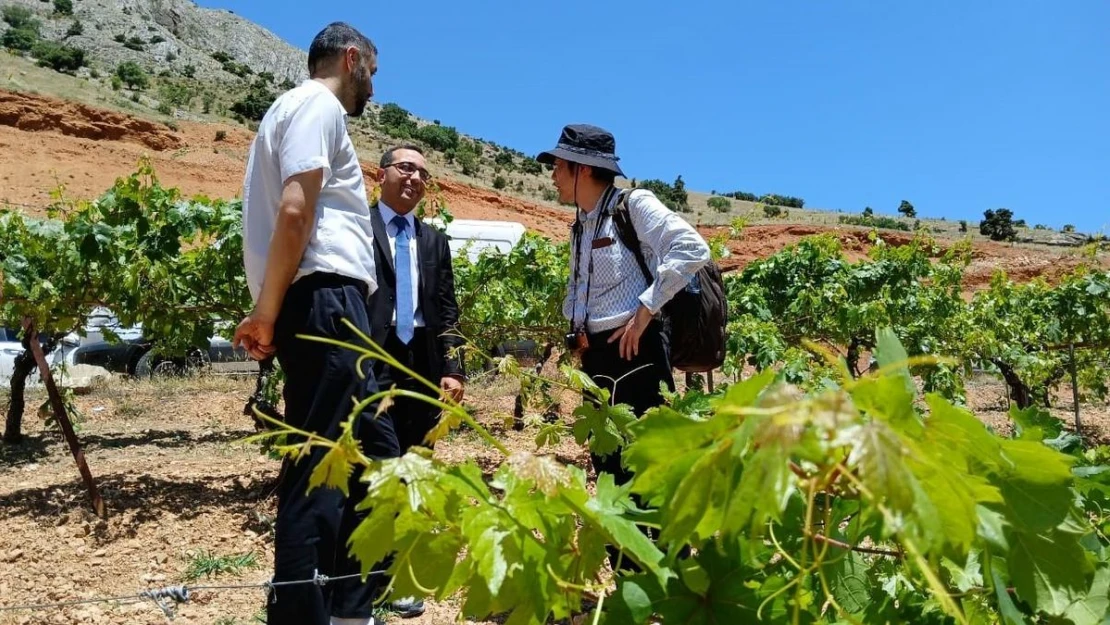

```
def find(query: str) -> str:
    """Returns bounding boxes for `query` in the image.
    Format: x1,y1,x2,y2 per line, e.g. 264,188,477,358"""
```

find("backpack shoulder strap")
611,189,652,284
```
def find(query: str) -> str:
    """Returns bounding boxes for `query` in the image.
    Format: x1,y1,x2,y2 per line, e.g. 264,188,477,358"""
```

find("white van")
424,218,527,262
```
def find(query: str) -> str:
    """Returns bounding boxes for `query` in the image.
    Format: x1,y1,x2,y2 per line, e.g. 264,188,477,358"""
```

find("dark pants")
376,327,441,452
582,319,675,572
268,273,400,625
335,327,442,607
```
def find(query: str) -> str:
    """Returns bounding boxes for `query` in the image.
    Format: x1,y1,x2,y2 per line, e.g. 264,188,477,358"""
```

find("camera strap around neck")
570,185,622,333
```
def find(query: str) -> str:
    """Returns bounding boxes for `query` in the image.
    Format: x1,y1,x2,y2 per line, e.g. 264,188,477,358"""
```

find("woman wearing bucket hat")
537,123,710,571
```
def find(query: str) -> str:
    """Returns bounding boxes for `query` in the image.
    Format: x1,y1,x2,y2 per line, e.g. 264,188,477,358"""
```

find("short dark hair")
569,162,617,186
308,22,377,76
380,144,424,168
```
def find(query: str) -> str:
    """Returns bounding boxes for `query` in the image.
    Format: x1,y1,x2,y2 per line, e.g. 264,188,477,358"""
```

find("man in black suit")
362,144,465,618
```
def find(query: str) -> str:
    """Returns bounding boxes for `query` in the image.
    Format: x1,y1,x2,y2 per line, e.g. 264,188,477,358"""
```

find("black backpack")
611,190,728,373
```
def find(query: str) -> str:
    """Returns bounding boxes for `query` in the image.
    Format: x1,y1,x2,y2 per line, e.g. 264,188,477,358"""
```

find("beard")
347,65,371,117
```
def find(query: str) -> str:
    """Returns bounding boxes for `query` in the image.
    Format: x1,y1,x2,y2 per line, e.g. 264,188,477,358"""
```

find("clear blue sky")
200,1,1108,233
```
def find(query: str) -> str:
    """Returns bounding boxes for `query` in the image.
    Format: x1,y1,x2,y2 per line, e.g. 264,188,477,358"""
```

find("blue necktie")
392,215,414,344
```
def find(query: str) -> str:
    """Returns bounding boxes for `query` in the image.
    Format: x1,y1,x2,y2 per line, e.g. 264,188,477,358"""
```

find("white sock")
331,617,372,625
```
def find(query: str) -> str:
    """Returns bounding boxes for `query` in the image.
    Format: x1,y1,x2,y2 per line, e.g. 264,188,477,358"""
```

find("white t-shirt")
241,79,377,302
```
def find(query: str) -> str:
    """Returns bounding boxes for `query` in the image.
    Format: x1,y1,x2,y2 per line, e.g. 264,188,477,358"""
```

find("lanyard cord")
570,186,620,332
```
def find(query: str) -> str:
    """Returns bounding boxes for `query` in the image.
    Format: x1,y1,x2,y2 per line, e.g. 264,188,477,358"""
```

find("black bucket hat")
536,124,625,177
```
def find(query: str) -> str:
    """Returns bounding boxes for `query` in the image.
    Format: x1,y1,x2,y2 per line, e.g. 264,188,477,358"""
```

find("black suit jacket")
368,203,464,382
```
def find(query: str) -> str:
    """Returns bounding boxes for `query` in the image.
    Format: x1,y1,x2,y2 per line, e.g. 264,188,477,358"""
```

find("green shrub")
762,203,782,218
838,214,911,231
979,208,1016,242
639,176,689,212
2,27,39,51
53,0,73,15
115,61,148,90
378,102,417,137
230,79,275,121
494,151,515,172
707,196,731,213
493,175,508,190
2,6,38,30
32,40,86,73
158,82,194,108
413,123,459,152
520,157,543,175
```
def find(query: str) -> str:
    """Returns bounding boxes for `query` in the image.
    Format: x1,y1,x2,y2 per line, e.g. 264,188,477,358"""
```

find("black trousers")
376,327,441,452
268,273,401,625
336,327,442,606
582,319,675,572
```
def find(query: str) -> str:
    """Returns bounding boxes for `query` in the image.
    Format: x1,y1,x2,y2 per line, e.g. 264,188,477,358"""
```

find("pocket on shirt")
589,245,624,287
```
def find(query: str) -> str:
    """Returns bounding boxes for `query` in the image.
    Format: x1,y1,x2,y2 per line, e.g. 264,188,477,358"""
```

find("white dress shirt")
242,79,377,302
563,187,711,334
378,201,424,327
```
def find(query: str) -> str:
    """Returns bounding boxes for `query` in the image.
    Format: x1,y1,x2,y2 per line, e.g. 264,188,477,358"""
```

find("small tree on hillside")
862,206,874,218
979,208,1017,242
898,200,916,218
2,5,37,30
53,0,73,16
707,196,731,213
230,78,275,121
115,61,148,90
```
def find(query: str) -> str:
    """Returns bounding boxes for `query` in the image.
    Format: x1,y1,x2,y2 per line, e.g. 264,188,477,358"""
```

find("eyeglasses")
386,161,431,182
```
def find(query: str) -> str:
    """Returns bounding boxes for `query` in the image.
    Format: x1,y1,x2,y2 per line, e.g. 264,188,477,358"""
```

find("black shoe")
388,597,425,619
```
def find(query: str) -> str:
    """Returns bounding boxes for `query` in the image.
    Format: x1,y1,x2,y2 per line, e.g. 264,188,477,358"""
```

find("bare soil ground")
0,374,590,625
1,370,1106,625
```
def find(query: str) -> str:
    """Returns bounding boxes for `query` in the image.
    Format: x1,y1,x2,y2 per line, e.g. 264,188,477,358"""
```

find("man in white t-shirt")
233,21,396,625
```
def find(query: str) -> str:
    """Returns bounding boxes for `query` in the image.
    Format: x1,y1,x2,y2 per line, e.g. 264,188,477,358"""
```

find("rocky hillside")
0,0,307,83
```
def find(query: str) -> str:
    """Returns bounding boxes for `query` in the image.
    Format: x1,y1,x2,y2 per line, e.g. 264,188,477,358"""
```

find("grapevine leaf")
997,479,1073,534
716,367,776,408
570,401,632,458
388,516,463,601
582,473,670,585
723,438,793,536
347,496,399,578
826,551,874,616
306,423,359,496
997,439,1075,486
462,508,512,597
1008,528,1092,616
874,326,913,388
506,452,569,497
844,420,915,515
991,569,1030,625
1062,566,1110,625
851,373,920,436
606,574,664,625
1009,405,1063,440
976,505,1011,553
651,543,763,624
941,551,983,594
625,407,724,506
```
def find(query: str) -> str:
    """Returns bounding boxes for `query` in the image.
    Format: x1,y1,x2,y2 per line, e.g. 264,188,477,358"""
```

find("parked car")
425,218,528,263
0,326,66,386
59,308,255,378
